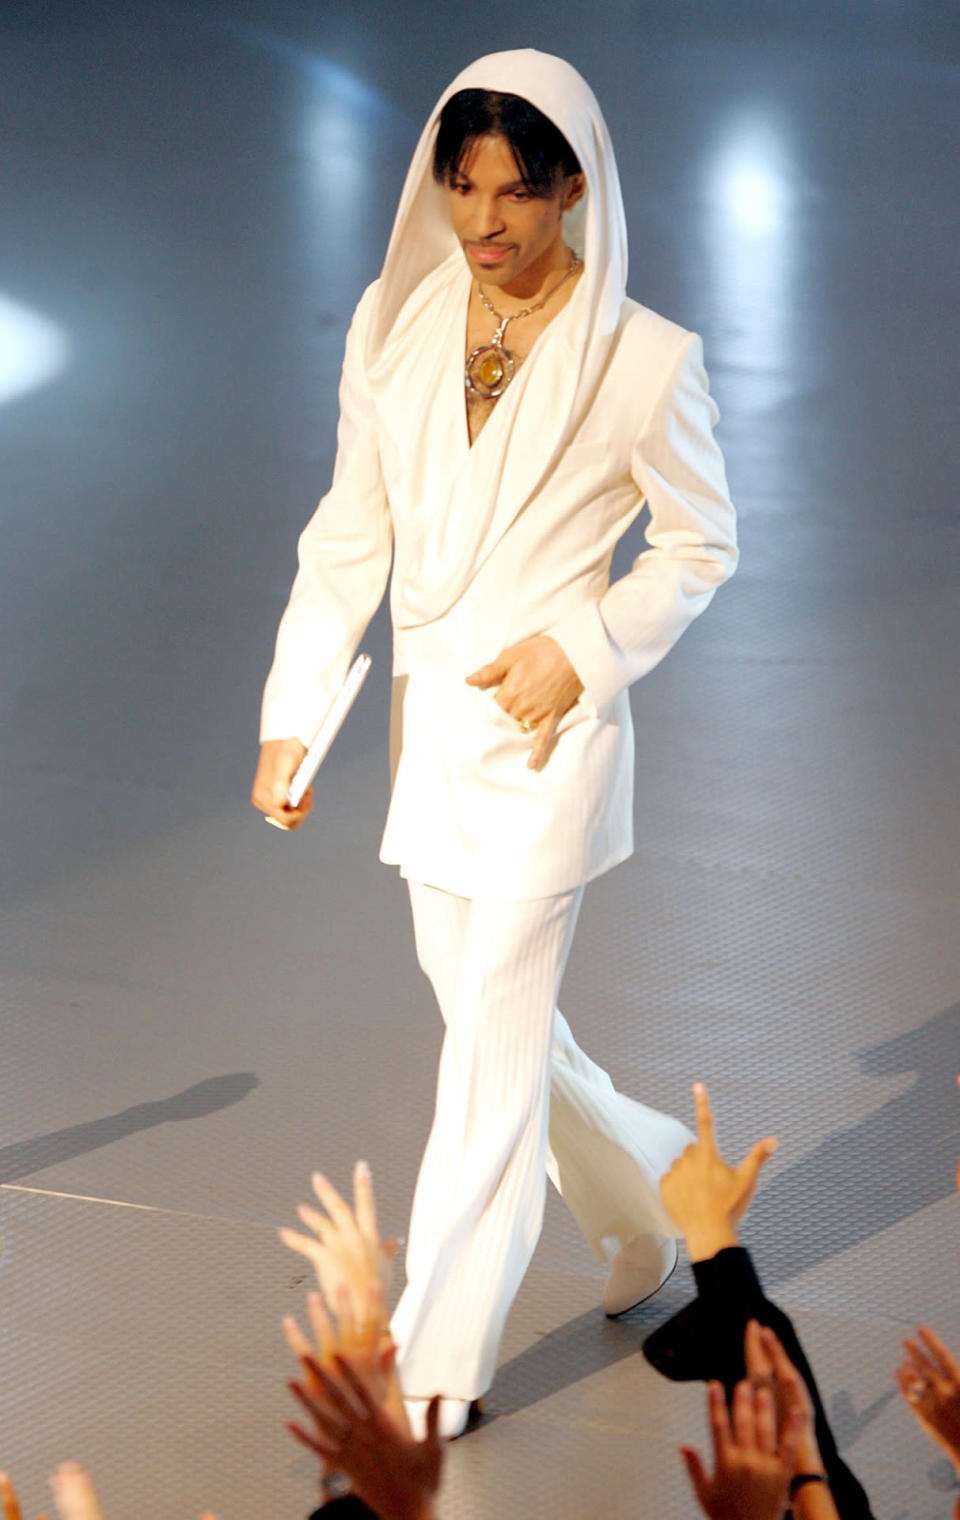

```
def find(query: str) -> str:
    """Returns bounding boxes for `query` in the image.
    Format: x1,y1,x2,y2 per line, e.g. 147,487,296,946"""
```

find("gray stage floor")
1,2,959,1517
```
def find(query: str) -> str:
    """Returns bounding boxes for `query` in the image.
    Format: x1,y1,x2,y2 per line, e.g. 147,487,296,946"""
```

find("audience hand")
46,1465,106,1520
744,1321,819,1473
289,1351,442,1520
284,1278,408,1428
744,1323,838,1520
1,1467,216,1520
681,1379,801,1520
660,1083,778,1261
282,1157,412,1485
896,1326,960,1480
0,1469,46,1520
280,1161,396,1337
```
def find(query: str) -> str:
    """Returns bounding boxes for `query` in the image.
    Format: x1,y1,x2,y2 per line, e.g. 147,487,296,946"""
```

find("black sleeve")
308,1498,380,1519
643,1247,875,1520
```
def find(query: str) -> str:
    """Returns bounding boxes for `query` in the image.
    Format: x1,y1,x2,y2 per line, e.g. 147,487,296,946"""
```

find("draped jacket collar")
364,50,629,627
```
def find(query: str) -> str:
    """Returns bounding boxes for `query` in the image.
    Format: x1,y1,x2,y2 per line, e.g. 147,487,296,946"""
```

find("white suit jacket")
260,256,737,898
260,49,737,899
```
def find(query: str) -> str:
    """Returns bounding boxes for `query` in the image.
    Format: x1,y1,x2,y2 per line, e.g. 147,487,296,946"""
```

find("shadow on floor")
495,1003,960,1414
0,1073,258,1183
752,1001,960,1288
491,1263,693,1418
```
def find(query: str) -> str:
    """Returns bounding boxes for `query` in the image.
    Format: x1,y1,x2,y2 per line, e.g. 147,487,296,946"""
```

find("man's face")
445,133,584,292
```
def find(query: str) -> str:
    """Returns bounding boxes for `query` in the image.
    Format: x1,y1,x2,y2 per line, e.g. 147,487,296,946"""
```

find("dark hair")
432,89,582,197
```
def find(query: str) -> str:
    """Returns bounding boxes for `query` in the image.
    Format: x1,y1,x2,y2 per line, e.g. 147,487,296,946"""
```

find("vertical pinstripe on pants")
392,879,693,1400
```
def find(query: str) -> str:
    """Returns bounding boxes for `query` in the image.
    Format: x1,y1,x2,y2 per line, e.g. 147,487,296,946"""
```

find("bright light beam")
0,292,70,407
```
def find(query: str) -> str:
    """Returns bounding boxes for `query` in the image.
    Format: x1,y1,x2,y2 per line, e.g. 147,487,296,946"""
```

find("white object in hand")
286,653,372,807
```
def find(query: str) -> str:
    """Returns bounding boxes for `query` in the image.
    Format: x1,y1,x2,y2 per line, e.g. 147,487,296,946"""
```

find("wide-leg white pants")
391,880,694,1401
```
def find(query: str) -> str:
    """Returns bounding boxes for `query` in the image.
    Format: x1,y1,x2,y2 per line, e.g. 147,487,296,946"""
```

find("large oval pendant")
465,342,515,400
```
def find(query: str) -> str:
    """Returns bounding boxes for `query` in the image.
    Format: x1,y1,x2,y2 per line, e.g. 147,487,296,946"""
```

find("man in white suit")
252,50,738,1436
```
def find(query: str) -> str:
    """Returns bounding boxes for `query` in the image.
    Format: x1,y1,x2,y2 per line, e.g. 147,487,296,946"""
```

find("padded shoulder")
616,297,692,364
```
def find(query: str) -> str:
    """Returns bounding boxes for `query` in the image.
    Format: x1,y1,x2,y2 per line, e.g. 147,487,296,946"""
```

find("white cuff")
547,602,628,717
259,689,329,749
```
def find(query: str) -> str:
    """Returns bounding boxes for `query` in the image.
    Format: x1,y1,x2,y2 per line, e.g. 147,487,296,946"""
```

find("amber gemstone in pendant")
465,341,515,399
479,354,504,388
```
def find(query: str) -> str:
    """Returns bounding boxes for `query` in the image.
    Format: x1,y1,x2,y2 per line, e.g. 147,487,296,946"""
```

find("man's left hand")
467,636,584,771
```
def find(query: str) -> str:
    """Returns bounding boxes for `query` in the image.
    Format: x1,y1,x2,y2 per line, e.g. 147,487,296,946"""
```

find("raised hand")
284,1279,406,1410
896,1326,960,1476
2,1465,216,1520
680,1379,801,1520
743,1323,840,1518
281,1161,409,1449
744,1321,817,1467
0,1470,45,1520
660,1082,778,1261
46,1465,107,1520
466,635,583,771
289,1351,442,1520
279,1161,395,1337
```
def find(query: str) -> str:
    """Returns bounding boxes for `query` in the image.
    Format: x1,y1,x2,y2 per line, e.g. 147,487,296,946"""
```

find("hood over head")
367,48,628,361
366,50,631,628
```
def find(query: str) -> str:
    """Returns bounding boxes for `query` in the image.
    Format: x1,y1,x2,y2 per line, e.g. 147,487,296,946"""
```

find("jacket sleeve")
547,331,738,715
643,1247,877,1520
259,282,392,745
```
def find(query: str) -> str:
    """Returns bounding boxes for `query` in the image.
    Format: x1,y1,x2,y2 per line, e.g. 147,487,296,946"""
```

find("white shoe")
403,1395,479,1441
601,1233,679,1317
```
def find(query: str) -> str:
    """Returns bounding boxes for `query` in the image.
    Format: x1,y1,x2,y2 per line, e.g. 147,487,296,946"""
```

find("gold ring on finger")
518,718,536,734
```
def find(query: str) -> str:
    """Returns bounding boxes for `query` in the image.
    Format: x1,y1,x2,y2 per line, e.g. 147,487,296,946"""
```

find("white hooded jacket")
261,49,738,898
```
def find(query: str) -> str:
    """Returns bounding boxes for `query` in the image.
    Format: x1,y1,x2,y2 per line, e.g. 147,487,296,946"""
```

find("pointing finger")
693,1082,717,1153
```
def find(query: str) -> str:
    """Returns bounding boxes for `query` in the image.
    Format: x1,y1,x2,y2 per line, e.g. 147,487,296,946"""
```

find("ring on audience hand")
518,717,536,733
321,1471,350,1499
906,1378,926,1402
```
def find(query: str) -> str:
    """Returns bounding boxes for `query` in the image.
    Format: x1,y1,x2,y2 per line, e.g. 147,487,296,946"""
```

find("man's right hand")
251,738,312,831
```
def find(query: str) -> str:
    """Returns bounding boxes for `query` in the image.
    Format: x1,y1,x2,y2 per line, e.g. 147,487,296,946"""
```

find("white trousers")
391,881,694,1401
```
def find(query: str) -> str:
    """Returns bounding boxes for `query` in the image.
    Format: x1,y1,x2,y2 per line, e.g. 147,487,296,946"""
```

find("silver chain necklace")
464,252,582,401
